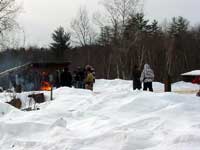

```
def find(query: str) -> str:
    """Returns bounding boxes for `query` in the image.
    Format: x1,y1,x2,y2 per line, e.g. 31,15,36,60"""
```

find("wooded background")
0,0,199,82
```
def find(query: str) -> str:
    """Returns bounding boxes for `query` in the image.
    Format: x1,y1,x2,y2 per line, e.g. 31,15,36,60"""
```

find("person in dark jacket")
140,64,154,92
78,67,86,88
72,70,78,88
132,65,142,90
74,67,85,89
60,67,72,87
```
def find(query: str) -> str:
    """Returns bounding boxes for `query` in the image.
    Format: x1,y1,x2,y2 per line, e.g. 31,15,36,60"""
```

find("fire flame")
40,81,52,91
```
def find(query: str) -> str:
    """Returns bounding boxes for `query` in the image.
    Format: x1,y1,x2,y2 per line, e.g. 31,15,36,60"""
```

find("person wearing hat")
84,67,95,91
140,64,154,92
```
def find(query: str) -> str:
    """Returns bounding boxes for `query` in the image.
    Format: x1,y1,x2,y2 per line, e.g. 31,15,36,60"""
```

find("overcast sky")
16,0,200,47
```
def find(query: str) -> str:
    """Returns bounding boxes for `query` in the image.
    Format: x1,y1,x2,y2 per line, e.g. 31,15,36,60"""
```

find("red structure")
181,70,200,96
181,70,200,83
192,77,200,84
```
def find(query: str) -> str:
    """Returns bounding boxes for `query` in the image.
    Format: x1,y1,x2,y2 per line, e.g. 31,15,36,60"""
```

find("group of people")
59,65,95,91
132,63,155,92
59,63,154,92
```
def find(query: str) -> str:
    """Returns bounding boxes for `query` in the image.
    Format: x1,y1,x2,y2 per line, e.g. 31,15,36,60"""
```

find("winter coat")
132,69,141,82
140,64,154,83
132,69,142,89
77,70,85,81
85,72,95,90
85,73,95,84
61,71,72,87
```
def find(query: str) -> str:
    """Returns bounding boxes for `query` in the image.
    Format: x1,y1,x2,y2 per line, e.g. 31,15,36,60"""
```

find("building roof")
0,61,71,78
181,70,200,76
0,63,31,78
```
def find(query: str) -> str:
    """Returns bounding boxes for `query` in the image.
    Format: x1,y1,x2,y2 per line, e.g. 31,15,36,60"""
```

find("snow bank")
0,79,200,150
172,81,199,92
95,79,164,92
0,102,19,117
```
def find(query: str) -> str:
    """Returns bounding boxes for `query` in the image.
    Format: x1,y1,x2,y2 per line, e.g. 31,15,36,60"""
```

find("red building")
181,70,200,83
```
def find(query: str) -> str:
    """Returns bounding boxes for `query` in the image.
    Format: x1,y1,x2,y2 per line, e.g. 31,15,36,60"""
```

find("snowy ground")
0,79,200,150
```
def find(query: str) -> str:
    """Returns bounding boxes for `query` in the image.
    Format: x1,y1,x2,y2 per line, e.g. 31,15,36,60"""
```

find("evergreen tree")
149,20,162,35
167,16,190,76
50,26,71,52
97,26,112,46
168,16,189,37
123,13,149,40
111,22,121,46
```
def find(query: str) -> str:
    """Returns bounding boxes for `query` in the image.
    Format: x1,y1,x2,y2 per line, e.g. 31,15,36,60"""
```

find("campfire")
40,81,52,91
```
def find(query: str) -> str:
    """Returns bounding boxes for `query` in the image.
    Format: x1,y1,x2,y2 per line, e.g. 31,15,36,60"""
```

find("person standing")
140,64,154,92
72,70,78,88
60,67,72,87
132,65,142,90
84,67,95,91
74,67,85,89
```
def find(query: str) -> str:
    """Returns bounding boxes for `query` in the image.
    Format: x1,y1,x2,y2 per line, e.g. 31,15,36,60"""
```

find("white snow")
0,79,200,150
181,70,200,76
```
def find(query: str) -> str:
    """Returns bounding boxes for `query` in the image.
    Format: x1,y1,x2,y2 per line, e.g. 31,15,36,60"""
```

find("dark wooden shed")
0,61,70,91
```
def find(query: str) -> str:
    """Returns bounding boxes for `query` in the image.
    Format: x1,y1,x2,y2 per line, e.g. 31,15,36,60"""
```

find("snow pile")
172,81,199,92
0,102,19,117
95,79,164,92
0,79,200,150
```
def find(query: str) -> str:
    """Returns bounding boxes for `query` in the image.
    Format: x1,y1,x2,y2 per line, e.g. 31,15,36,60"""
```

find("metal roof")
0,61,71,78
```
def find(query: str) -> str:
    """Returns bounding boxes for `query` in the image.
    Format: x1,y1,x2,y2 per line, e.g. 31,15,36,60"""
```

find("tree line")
0,0,200,82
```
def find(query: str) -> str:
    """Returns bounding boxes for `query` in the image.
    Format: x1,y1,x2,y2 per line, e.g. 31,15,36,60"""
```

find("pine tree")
123,13,149,40
97,26,112,47
168,16,189,37
50,26,71,53
149,20,161,35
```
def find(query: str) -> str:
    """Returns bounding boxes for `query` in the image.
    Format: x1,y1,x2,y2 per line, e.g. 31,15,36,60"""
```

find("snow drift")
0,79,200,150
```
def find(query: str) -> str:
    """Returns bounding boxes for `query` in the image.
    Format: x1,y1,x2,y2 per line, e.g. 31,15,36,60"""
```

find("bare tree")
0,0,21,49
98,0,143,79
71,7,96,47
101,0,141,27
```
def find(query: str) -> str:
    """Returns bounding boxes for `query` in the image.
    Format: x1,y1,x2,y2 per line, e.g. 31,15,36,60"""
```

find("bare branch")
0,0,21,50
70,7,96,46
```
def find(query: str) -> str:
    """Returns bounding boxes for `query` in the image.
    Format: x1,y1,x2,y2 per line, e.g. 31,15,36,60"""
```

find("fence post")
164,74,171,92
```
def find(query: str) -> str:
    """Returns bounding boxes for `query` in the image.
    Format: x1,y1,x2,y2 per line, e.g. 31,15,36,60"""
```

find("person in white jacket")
140,64,154,91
